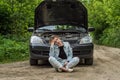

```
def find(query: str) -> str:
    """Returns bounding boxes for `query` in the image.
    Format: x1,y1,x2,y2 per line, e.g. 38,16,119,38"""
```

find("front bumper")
72,43,94,58
29,43,94,60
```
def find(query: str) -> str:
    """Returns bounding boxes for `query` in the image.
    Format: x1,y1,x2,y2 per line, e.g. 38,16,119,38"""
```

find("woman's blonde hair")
49,35,59,44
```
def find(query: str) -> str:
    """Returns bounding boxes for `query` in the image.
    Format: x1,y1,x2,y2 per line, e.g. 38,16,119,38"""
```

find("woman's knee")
48,56,55,62
73,57,80,62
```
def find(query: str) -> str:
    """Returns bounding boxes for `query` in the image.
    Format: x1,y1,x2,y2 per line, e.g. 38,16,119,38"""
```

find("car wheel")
30,58,38,66
85,58,93,65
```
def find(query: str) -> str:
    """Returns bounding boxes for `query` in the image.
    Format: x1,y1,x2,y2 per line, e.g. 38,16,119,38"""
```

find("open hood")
34,0,88,30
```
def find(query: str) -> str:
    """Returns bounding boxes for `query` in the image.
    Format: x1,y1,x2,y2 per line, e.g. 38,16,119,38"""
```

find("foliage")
0,1,12,34
0,33,31,63
83,0,120,48
0,0,43,35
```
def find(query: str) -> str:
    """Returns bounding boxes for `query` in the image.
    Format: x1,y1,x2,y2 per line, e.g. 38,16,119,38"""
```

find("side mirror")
28,27,34,32
88,27,95,32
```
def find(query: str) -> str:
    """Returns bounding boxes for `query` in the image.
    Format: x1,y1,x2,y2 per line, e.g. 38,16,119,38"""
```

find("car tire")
30,58,38,66
85,58,93,65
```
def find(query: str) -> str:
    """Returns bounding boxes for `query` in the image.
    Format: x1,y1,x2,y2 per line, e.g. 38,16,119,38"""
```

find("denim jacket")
49,42,73,62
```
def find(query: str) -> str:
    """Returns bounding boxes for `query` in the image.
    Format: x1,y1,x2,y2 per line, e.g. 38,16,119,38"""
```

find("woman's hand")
64,61,69,67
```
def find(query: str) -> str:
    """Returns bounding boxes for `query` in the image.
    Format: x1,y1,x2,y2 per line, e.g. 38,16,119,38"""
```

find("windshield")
36,25,86,32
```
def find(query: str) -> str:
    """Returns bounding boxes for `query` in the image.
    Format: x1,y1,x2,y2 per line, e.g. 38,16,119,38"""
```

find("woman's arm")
67,42,73,62
49,45,55,57
49,39,55,57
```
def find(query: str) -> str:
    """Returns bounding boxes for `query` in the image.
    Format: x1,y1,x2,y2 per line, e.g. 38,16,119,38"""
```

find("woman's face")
54,37,63,46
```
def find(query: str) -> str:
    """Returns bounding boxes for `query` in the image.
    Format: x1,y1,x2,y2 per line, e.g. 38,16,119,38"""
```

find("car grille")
32,50,49,56
73,50,91,56
32,50,91,56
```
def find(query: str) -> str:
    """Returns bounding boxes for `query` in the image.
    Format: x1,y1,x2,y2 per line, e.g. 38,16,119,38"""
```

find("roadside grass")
0,33,31,64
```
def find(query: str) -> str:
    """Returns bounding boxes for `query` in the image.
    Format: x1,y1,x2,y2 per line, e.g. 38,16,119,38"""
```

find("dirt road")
0,45,120,80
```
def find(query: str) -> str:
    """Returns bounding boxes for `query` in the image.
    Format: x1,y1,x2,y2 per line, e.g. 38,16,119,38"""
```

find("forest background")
0,0,120,63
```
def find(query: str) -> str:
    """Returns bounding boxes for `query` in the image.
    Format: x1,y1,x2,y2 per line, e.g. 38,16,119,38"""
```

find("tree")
84,0,120,47
0,0,43,35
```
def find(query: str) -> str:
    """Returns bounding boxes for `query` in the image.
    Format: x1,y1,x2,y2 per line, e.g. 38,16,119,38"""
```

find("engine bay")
35,32,87,44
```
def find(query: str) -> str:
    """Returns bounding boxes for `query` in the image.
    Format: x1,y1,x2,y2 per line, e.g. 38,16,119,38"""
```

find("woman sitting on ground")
48,35,80,72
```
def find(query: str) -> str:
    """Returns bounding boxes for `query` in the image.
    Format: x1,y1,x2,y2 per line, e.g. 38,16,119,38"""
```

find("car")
28,0,95,66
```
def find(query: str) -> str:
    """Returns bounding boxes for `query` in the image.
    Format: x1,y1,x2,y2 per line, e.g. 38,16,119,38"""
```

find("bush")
0,3,12,34
0,33,31,63
84,0,120,48
100,27,120,48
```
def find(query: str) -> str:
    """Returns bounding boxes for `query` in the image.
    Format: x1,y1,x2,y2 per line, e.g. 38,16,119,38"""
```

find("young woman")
48,35,80,72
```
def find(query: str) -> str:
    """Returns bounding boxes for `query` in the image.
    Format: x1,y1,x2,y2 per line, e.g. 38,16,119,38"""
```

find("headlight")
30,36,44,45
79,35,92,44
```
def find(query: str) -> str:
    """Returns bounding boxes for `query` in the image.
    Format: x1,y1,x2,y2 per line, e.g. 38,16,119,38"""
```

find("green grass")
0,33,31,64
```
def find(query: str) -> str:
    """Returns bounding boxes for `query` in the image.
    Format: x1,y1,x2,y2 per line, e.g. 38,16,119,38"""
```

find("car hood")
34,0,88,30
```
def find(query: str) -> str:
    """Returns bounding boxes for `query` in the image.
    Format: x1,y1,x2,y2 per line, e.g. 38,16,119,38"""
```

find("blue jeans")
48,56,80,69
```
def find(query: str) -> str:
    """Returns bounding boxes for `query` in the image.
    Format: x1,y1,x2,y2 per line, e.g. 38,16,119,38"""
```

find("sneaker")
65,66,74,72
67,68,73,72
57,67,73,72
